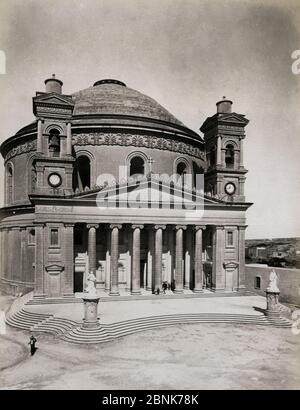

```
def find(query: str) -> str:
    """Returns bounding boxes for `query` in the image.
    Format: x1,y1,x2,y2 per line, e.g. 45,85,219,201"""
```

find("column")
64,223,74,295
105,229,111,291
87,224,99,274
184,227,192,290
154,225,166,291
131,225,143,294
20,228,27,282
2,229,8,280
216,135,222,166
109,224,121,296
168,228,175,285
238,176,246,196
66,122,72,156
194,225,206,292
126,230,132,292
212,225,225,292
37,119,43,153
146,228,154,291
233,150,238,170
238,225,247,290
174,225,186,293
34,223,45,297
239,138,244,168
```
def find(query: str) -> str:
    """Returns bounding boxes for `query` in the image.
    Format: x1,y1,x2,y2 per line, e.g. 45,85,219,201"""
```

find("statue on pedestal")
267,269,279,293
84,272,97,296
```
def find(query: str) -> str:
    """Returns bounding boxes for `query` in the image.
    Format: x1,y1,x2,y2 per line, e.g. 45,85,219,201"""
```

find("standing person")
28,335,37,356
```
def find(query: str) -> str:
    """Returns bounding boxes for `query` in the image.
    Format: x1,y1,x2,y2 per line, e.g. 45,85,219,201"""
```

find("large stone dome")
71,79,196,136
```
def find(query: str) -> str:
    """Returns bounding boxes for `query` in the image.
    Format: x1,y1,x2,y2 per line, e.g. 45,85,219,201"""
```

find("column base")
109,291,120,296
173,289,184,294
33,293,47,299
131,290,142,295
211,287,225,293
193,288,204,293
63,293,75,298
184,285,190,290
146,287,152,291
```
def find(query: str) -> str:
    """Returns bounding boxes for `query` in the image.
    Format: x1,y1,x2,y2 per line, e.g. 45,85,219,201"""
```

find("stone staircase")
6,309,292,345
5,308,53,331
61,313,292,344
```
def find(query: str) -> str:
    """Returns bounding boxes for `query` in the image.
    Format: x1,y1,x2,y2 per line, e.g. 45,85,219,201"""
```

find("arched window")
6,164,13,204
176,162,187,176
130,156,145,176
225,144,234,168
48,129,61,157
73,155,91,191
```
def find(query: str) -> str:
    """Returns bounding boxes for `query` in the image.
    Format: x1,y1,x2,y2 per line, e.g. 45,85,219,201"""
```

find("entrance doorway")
74,272,84,292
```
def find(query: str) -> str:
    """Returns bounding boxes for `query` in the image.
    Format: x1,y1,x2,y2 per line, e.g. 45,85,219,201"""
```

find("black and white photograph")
0,0,299,393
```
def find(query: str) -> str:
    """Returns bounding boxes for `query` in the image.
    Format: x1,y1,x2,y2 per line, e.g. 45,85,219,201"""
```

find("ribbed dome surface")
72,81,184,127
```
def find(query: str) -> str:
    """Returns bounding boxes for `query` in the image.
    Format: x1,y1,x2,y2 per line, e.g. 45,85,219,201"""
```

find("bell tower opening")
225,144,234,169
48,129,61,158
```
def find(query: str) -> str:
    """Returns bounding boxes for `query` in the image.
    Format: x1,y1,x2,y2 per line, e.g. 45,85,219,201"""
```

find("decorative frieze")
72,132,205,160
5,139,37,161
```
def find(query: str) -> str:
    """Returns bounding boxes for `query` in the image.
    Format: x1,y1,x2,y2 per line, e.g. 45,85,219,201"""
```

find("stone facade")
0,77,252,298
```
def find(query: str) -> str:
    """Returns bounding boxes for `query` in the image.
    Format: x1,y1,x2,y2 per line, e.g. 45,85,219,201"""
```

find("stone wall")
245,264,300,305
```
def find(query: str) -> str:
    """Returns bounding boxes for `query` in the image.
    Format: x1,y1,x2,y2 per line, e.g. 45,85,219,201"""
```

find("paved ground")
1,294,300,390
0,321,299,390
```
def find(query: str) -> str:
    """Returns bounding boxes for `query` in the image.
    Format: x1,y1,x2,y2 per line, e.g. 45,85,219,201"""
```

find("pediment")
33,93,74,107
219,113,249,126
70,177,225,209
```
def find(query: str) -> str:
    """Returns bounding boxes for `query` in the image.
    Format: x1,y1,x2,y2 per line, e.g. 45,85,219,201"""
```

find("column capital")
175,225,187,230
214,225,225,230
154,224,166,230
64,223,75,228
33,222,45,227
132,224,144,230
110,224,122,230
194,225,206,231
87,223,99,229
238,225,248,231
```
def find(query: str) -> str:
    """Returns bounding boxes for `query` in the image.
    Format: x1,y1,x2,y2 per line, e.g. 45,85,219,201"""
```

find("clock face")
48,173,62,188
225,182,236,195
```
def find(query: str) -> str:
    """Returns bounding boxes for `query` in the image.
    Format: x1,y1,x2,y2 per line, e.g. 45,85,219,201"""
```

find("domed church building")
0,76,251,300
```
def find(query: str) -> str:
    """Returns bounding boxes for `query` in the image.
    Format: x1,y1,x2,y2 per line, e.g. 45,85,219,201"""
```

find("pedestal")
265,290,280,318
82,295,100,329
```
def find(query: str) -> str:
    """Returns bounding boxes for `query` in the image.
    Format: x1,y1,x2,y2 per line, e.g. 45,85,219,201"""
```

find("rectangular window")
227,231,234,246
255,276,261,289
50,228,59,246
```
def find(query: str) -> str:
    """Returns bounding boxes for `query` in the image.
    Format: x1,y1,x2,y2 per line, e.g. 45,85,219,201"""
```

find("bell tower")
32,75,75,196
200,97,249,202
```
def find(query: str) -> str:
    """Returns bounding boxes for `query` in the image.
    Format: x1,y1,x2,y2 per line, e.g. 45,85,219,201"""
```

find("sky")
0,0,299,239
